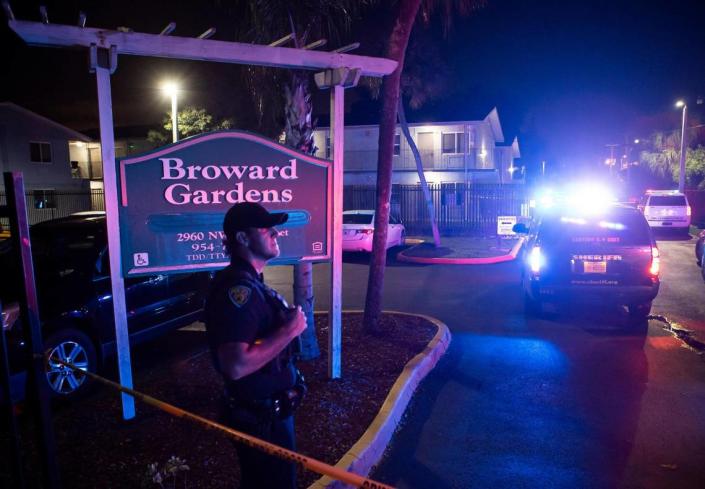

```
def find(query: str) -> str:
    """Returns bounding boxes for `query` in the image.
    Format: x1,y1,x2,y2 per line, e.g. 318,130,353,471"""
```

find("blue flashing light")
560,217,587,226
598,221,625,231
563,184,616,214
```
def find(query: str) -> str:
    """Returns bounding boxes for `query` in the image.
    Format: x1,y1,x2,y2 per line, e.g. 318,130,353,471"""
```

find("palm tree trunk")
286,67,320,359
293,262,319,359
363,0,422,333
398,98,441,247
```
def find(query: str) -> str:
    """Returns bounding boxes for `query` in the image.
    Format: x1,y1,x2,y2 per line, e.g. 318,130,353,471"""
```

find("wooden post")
4,172,60,488
94,53,136,419
328,82,344,379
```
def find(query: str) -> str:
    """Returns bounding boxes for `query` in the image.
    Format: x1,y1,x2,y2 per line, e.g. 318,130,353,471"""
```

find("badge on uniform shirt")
228,285,251,308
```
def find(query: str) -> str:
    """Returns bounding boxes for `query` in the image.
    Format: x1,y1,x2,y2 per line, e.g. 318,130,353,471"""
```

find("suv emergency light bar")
532,184,617,213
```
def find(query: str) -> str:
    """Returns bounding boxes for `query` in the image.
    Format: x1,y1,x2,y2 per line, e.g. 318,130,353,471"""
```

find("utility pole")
677,101,687,193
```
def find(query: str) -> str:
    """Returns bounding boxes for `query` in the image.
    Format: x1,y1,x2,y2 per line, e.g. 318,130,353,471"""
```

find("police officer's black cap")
223,202,288,235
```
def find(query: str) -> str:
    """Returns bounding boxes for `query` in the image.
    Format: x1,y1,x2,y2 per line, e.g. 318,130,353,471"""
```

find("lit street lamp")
163,82,180,142
676,100,687,193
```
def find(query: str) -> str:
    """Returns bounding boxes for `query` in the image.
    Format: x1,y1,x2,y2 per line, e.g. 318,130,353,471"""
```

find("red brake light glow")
649,247,660,276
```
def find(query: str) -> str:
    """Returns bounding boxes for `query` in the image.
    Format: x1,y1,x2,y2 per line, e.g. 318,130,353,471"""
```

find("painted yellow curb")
308,310,451,489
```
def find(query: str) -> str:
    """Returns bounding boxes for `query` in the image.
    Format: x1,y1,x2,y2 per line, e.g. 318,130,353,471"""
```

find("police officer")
205,202,307,489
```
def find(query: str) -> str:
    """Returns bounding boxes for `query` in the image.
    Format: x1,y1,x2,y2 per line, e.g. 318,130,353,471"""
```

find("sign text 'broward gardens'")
118,131,332,276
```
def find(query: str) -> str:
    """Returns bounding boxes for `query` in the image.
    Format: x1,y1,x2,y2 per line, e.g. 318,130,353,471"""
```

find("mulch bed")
1,313,437,488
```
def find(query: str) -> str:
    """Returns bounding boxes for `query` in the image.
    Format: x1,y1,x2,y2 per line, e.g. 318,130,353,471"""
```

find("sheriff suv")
514,204,660,324
639,190,691,233
1,212,210,402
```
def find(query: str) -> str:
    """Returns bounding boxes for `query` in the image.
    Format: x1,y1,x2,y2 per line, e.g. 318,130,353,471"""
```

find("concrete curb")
307,311,452,489
396,236,526,265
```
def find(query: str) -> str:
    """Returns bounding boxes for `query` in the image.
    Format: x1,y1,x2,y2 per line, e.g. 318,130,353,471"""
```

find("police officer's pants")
226,406,297,489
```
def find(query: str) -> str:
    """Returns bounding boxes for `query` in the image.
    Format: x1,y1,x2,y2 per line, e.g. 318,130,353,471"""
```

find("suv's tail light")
529,246,544,274
1,302,20,331
649,246,660,276
358,229,373,235
687,206,692,217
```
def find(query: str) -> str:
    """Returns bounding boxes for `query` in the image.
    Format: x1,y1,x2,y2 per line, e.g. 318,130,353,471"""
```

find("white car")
638,190,691,232
342,210,405,252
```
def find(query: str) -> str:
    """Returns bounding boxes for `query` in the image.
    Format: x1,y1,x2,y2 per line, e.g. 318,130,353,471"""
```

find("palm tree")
284,34,321,361
363,0,486,333
219,0,369,358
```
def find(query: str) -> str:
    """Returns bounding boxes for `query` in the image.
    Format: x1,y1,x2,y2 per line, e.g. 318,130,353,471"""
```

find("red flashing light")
649,246,660,276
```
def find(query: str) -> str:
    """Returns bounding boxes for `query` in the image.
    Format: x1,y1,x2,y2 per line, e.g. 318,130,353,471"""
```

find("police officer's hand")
285,306,307,338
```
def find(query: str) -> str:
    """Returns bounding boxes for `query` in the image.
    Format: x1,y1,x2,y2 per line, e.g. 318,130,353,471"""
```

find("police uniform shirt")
205,256,296,400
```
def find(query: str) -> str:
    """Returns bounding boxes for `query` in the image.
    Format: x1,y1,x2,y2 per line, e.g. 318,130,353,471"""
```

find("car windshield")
343,213,374,225
539,210,651,247
648,196,686,206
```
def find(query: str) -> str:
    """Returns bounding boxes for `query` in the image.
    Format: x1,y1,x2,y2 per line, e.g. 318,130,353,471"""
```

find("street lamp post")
163,82,179,142
676,100,687,193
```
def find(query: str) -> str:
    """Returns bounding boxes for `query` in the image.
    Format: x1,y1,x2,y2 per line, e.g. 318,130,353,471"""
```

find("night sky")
2,0,704,178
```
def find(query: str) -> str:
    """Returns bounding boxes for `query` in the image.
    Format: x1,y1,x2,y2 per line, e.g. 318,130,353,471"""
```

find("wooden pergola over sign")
7,10,396,421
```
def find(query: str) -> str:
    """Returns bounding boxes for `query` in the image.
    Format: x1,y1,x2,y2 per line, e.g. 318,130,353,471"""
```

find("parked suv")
639,190,691,232
514,204,660,324
1,212,210,401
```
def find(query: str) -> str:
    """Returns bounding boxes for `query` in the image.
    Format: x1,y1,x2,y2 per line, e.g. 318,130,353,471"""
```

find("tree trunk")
363,0,422,333
398,98,441,247
293,262,319,360
286,64,320,359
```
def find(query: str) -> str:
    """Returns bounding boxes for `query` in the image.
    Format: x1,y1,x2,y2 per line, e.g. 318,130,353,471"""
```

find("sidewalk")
398,235,525,265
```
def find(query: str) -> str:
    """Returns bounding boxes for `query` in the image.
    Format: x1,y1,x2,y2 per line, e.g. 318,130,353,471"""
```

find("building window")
33,189,56,209
393,134,401,156
325,136,331,158
30,142,52,163
441,133,465,154
70,161,83,179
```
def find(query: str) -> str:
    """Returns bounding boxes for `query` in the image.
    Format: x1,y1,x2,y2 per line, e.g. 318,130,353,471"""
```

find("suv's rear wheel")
43,329,97,400
628,302,652,324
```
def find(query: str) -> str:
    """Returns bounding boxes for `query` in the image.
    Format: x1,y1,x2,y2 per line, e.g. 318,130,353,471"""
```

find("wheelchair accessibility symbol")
133,253,149,267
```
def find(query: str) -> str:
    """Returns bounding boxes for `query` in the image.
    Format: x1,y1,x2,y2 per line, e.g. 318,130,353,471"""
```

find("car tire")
43,328,98,400
701,259,705,282
627,302,652,324
524,292,542,317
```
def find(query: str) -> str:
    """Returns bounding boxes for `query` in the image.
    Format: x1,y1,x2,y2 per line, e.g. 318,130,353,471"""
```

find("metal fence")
1,185,527,237
0,190,105,230
344,183,528,236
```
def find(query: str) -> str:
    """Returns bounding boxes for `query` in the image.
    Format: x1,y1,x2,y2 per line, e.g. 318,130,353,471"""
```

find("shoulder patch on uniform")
228,285,252,308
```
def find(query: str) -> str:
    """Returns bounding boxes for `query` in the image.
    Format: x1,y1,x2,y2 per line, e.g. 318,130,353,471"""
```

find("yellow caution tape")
42,355,393,489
